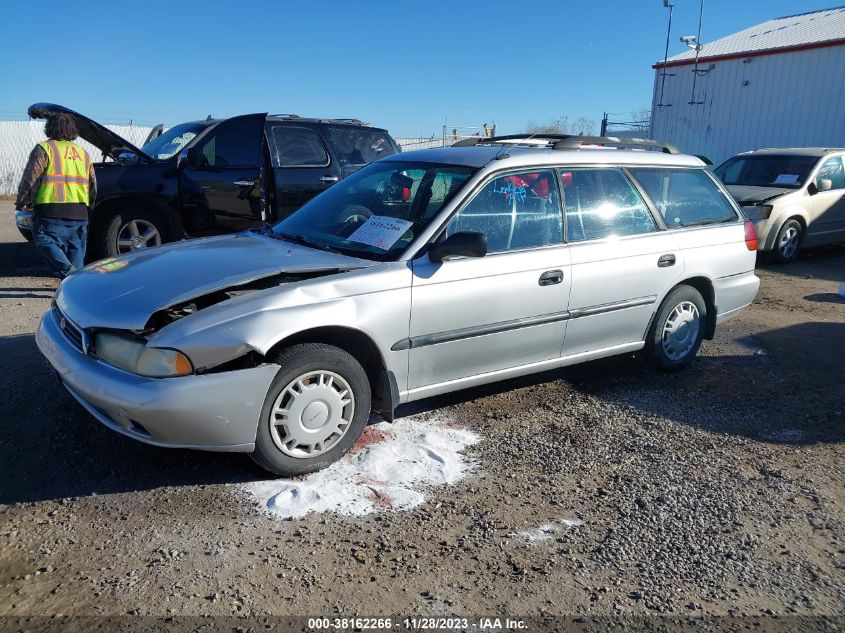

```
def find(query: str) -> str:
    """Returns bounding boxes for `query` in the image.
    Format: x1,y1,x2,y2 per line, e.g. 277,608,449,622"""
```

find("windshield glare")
141,122,206,160
272,161,476,260
714,155,819,189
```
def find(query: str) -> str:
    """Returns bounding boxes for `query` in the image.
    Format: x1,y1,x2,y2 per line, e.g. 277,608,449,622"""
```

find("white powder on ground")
243,415,479,519
517,518,585,542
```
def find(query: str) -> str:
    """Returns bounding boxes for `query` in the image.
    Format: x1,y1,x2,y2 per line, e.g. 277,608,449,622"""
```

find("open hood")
27,103,155,163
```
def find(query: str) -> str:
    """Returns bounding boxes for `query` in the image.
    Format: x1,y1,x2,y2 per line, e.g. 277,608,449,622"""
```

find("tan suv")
714,148,845,263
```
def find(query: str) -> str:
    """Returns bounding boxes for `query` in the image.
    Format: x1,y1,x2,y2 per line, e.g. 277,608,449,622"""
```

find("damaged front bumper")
36,308,278,451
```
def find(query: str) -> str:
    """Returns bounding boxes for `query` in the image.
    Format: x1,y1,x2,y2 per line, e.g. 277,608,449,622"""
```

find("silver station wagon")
36,135,760,476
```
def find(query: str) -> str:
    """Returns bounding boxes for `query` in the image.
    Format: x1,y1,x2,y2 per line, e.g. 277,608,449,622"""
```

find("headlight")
743,204,773,221
93,332,193,377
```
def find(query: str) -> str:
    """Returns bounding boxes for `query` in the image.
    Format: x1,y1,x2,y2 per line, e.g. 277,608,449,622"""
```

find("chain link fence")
0,121,153,196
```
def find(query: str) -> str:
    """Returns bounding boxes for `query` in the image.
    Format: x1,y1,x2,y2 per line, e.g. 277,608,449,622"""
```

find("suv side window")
559,168,657,242
630,167,737,228
270,126,329,167
197,119,261,168
323,126,396,167
446,170,562,253
815,156,845,190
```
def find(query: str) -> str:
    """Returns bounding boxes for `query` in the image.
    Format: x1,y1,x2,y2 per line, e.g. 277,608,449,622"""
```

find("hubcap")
778,225,799,259
269,370,355,458
117,219,162,253
661,301,701,361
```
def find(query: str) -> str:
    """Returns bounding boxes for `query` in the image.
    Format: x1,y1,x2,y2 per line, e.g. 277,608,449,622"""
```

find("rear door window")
629,167,738,228
559,168,657,242
270,126,329,167
323,126,397,167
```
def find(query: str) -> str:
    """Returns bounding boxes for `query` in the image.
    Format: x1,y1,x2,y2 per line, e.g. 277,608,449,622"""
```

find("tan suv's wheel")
251,343,371,477
645,285,706,371
773,218,802,264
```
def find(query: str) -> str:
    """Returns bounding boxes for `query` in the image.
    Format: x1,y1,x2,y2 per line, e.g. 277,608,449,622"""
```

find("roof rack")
453,134,679,154
272,113,301,118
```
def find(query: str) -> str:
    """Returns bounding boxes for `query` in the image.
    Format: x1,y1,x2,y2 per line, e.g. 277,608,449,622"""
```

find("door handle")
320,176,339,183
233,180,255,187
657,254,676,268
538,269,564,286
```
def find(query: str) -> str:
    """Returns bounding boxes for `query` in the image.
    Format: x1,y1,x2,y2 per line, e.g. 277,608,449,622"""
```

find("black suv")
25,104,400,258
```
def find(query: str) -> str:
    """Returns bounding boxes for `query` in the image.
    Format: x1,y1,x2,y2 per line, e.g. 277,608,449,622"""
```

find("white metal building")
649,6,845,165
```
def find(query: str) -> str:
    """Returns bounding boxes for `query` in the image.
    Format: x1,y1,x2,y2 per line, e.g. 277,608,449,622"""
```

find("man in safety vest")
15,114,97,278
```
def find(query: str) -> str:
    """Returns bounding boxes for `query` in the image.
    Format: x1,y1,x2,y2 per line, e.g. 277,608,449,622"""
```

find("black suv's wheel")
773,218,802,264
644,285,706,371
95,209,167,258
251,343,371,477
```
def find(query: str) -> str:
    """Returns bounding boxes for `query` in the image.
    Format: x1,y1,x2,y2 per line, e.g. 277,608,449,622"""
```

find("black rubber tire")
772,218,803,264
250,343,371,477
94,209,168,259
644,285,707,372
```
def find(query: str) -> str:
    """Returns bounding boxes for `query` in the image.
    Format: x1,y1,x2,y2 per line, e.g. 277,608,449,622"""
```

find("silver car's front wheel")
269,370,355,458
251,343,371,477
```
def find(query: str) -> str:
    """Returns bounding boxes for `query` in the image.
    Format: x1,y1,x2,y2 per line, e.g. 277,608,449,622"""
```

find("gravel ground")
0,200,842,628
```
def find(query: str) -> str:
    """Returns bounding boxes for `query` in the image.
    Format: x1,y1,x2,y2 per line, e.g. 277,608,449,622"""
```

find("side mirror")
180,146,201,168
816,178,833,193
428,231,487,263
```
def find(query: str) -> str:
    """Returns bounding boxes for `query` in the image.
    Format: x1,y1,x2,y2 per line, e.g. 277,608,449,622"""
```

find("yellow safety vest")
34,140,91,205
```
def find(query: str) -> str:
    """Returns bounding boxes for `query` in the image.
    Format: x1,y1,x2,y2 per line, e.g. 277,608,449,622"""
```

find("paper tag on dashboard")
347,216,414,250
773,174,799,185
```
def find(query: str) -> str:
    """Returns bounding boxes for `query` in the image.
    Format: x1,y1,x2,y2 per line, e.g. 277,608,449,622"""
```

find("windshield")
141,122,207,160
272,160,476,260
714,155,819,189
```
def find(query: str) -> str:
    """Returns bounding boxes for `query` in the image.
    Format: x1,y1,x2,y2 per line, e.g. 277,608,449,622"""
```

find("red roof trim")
653,37,845,68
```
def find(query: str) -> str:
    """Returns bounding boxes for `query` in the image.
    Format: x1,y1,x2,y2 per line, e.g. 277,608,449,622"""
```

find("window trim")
268,123,331,168
811,154,845,191
439,166,566,255
556,165,662,244
625,165,743,230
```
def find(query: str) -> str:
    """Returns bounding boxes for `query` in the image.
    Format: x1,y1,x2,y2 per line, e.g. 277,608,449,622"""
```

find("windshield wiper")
275,232,343,255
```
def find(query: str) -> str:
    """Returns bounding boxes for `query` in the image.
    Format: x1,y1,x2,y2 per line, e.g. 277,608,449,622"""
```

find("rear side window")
323,127,396,166
559,168,657,242
270,126,329,167
630,168,738,228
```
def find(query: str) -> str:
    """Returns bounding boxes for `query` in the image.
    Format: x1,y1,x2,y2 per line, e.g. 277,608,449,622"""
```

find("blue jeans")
33,217,88,278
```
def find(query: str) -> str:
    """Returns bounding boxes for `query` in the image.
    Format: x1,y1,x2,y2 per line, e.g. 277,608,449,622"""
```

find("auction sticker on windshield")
347,216,413,250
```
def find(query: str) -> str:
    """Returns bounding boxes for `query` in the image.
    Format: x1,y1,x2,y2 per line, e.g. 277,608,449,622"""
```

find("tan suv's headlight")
93,332,193,377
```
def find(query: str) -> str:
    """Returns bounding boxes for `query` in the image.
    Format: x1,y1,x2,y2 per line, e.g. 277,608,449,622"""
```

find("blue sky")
0,0,832,136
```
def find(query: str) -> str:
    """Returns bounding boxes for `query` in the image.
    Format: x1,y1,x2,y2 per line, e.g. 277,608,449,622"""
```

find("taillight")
744,221,758,251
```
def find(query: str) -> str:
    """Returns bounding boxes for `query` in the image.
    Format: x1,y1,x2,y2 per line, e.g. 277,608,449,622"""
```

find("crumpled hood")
727,185,793,204
55,232,374,330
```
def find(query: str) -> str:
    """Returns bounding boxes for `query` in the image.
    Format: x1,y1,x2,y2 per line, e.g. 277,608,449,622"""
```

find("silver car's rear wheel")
645,285,707,371
661,301,701,362
251,343,371,477
269,370,355,458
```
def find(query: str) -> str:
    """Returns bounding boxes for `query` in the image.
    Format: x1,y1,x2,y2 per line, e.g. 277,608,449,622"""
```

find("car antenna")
495,133,539,160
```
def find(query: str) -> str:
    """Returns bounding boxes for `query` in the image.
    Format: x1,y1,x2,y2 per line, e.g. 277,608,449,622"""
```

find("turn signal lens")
744,221,758,251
